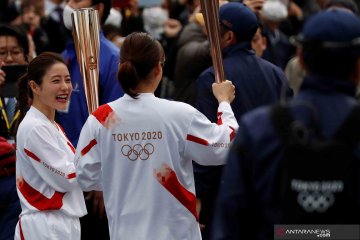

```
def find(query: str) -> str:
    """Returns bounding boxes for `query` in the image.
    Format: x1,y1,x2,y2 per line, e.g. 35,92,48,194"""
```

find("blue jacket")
57,33,123,147
194,42,291,204
212,75,360,239
196,42,291,123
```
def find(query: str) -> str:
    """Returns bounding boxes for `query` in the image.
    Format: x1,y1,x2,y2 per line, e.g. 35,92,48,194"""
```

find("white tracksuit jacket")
75,93,239,240
15,106,87,239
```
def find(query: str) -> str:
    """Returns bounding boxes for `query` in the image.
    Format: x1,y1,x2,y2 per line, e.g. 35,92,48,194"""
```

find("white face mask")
63,5,75,30
262,1,288,22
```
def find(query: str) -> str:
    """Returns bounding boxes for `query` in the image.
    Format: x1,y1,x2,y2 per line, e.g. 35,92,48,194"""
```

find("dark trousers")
80,198,110,240
0,175,21,240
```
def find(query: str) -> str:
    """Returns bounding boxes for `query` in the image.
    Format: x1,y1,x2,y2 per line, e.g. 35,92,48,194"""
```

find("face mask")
63,5,75,30
262,1,288,22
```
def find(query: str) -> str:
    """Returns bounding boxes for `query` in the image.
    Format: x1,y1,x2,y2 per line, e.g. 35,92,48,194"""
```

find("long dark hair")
92,0,111,24
17,52,65,126
118,32,165,99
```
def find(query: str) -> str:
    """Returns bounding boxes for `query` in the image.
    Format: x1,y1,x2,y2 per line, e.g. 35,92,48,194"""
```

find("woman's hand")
212,80,235,104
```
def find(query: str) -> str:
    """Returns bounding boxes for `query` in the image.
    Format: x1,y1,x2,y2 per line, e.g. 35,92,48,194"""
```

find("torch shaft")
200,0,225,83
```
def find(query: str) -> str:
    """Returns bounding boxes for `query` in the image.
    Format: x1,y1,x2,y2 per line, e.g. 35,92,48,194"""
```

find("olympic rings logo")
297,191,335,213
121,143,155,161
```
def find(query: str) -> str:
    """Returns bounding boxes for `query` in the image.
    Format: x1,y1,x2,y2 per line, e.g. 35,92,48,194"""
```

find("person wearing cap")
194,2,292,239
0,24,29,240
285,0,359,95
212,9,360,239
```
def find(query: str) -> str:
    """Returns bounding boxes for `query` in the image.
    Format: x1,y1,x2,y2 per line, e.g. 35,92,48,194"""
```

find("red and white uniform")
15,106,87,240
75,93,238,240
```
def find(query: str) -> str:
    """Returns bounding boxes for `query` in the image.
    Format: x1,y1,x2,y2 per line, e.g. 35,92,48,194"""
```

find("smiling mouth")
56,95,69,101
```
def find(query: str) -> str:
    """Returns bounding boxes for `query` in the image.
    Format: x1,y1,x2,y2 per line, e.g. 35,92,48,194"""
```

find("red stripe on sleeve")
229,126,236,141
67,172,76,179
217,112,223,125
24,148,41,162
186,134,209,146
81,139,97,156
154,164,198,221
17,178,64,211
92,104,113,126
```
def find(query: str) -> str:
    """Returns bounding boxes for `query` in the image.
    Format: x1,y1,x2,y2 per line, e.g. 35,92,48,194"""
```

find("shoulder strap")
334,105,360,146
270,104,294,142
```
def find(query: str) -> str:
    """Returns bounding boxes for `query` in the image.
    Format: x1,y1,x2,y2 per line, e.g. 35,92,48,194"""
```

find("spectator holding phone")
0,24,29,139
0,24,29,240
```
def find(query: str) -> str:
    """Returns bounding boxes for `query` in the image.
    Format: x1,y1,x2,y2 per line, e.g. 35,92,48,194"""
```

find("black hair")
118,32,165,99
92,0,111,24
17,52,65,125
0,24,29,58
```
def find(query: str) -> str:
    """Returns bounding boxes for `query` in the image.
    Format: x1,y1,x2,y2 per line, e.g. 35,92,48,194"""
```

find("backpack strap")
334,105,360,146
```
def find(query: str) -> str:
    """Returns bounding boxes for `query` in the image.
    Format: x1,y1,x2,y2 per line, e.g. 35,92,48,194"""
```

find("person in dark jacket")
213,9,360,239
194,2,292,239
0,24,29,240
173,13,212,106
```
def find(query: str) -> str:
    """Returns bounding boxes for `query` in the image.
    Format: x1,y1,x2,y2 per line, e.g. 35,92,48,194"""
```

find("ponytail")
16,72,31,128
118,61,140,99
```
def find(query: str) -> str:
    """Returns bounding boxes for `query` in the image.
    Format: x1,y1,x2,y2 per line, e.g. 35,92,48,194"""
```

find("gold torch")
200,0,225,83
72,8,100,114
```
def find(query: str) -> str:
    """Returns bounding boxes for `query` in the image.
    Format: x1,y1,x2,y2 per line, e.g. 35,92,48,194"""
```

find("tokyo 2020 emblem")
121,143,155,161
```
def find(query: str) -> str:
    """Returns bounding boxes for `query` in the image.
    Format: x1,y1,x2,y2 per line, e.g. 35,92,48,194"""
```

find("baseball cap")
326,0,359,14
293,10,360,57
219,2,259,42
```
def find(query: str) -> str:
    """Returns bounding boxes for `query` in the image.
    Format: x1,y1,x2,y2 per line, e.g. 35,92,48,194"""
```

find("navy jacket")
194,42,292,238
212,75,360,239
196,42,291,123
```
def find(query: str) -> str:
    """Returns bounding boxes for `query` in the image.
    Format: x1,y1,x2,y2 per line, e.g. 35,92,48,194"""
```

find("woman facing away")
75,32,238,240
14,52,87,239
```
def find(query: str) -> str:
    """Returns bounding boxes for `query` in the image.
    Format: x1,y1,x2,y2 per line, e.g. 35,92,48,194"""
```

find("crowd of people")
1,0,360,239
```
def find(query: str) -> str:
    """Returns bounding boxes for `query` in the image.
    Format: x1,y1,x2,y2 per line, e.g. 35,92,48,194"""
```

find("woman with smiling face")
14,52,87,240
